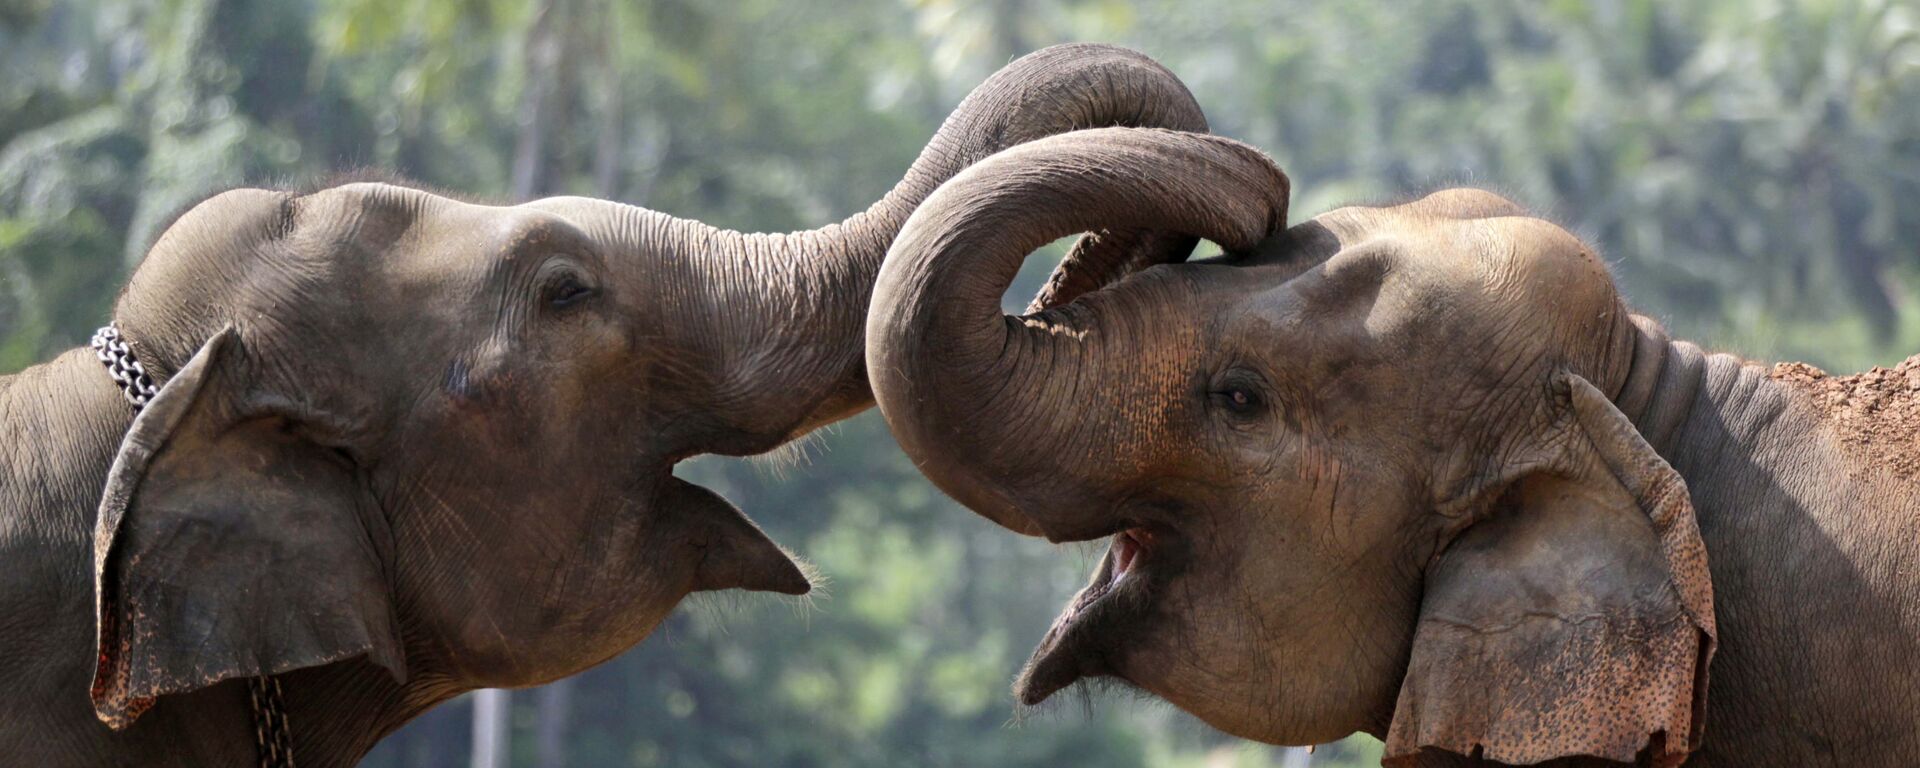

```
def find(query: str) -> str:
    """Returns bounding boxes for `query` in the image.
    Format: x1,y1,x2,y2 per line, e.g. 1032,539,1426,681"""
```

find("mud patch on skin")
1772,356,1920,477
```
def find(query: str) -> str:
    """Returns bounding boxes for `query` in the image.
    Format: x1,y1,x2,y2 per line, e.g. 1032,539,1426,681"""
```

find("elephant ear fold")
1384,373,1716,767
91,327,404,729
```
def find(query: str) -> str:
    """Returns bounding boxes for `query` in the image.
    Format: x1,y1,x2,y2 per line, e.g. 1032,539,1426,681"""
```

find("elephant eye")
1208,368,1269,422
1211,385,1263,417
543,272,598,310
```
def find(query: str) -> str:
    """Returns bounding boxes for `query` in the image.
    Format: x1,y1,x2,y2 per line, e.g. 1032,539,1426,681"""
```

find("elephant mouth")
1014,525,1174,706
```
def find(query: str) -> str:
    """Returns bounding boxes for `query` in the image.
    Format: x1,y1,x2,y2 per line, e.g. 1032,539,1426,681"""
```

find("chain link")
90,323,295,768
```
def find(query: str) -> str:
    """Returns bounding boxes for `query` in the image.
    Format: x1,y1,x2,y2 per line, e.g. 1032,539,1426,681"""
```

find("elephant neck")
2,350,458,766
0,349,137,539
278,658,462,768
1613,313,1908,495
1613,315,1920,760
1611,316,1810,491
1610,315,1696,450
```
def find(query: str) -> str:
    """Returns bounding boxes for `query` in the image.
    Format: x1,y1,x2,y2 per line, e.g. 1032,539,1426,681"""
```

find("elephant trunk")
540,44,1210,457
867,128,1291,539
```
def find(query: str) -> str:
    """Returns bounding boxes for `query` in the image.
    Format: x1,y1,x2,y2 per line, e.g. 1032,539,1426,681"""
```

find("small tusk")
1306,745,1316,755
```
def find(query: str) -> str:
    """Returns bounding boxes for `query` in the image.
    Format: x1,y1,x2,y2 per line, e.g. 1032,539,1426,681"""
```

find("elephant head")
868,128,1716,766
87,44,1207,731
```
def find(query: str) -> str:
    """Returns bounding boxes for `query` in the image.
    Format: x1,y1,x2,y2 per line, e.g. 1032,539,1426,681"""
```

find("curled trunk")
867,128,1291,539
534,44,1210,456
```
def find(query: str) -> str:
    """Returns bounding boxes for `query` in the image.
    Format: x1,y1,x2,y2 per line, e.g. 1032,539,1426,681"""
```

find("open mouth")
1014,526,1166,706
1080,527,1155,606
1111,527,1154,579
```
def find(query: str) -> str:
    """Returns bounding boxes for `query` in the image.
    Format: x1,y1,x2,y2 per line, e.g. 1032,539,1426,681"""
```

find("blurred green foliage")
4,0,1918,766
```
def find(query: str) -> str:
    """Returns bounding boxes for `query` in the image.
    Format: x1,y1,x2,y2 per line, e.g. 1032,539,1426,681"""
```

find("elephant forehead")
1336,187,1529,222
1227,212,1617,386
430,199,594,259
1299,208,1608,313
299,186,595,275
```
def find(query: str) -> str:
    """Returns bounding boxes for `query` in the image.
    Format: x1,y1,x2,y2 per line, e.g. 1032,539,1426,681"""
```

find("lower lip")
1020,528,1160,705
1112,528,1154,578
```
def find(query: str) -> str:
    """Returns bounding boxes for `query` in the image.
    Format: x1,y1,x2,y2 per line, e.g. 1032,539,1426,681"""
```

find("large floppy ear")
1384,373,1716,767
91,327,404,729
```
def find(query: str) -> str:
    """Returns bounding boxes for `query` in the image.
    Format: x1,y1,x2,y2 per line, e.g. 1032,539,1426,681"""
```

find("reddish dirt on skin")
1771,356,1920,477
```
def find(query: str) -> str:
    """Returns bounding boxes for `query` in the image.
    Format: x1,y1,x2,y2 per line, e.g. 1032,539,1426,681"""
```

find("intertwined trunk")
535,44,1211,456
866,128,1291,539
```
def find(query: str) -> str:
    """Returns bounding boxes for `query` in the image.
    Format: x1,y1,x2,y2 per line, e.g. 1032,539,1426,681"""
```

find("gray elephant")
0,45,1205,765
868,127,1920,766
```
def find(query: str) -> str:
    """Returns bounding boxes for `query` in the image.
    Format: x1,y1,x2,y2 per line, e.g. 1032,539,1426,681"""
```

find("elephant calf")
868,127,1920,766
0,45,1207,765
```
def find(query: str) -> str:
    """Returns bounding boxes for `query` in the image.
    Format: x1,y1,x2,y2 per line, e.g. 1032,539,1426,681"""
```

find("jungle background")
4,0,1919,766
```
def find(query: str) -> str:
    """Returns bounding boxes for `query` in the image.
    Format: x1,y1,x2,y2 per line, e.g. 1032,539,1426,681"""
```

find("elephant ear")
91,327,404,729
1384,373,1716,767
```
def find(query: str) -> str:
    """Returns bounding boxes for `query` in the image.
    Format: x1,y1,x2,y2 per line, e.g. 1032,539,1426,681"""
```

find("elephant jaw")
1014,525,1167,706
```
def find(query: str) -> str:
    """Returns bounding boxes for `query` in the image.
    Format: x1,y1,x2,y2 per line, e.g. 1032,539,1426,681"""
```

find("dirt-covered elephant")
867,127,1920,767
0,45,1207,766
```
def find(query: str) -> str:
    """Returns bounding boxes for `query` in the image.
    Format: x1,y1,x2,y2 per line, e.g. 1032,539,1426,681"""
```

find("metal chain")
249,677,295,768
90,323,296,768
90,325,157,407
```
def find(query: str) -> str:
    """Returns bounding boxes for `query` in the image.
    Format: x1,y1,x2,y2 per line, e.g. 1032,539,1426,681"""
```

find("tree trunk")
510,0,561,199
591,0,621,198
470,689,512,768
533,679,574,768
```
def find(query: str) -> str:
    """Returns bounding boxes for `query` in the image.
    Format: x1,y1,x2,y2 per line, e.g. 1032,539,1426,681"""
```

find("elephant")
866,127,1920,767
0,44,1206,765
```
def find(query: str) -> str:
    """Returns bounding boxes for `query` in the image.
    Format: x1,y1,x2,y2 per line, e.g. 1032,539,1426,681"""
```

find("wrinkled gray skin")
0,45,1206,766
869,128,1920,766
